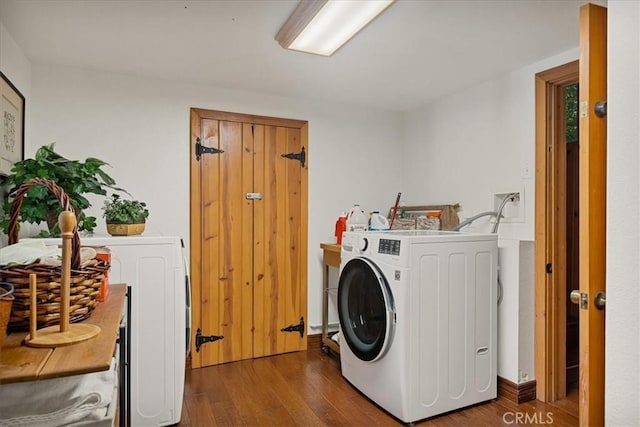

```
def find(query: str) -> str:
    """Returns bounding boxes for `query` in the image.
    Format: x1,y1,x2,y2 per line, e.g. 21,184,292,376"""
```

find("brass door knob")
570,290,582,305
594,291,606,310
570,290,587,309
570,290,605,310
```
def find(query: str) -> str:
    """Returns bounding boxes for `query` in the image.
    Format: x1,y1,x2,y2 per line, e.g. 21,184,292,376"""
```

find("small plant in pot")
102,194,149,236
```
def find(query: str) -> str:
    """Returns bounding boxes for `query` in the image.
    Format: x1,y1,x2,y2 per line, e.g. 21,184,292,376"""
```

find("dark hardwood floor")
179,350,579,426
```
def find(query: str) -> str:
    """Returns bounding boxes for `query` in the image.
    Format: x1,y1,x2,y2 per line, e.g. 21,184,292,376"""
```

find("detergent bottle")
346,204,368,232
334,212,347,244
369,211,390,231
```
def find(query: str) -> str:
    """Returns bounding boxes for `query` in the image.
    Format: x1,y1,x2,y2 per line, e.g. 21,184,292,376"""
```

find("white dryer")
338,230,498,424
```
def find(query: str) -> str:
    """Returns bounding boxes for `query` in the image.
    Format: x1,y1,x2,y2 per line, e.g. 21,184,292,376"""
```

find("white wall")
0,21,32,247
0,22,31,125
402,49,579,383
606,1,640,425
403,48,578,240
28,63,404,332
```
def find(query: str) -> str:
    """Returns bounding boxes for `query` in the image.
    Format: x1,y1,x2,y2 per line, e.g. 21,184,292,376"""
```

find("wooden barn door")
189,109,308,367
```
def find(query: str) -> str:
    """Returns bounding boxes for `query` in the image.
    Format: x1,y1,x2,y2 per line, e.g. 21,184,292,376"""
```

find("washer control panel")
378,238,401,256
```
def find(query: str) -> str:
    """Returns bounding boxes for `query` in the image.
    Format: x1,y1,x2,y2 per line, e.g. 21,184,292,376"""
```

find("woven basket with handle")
0,178,109,332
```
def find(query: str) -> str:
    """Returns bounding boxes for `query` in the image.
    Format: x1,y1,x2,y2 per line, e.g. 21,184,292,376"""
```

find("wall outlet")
519,370,529,383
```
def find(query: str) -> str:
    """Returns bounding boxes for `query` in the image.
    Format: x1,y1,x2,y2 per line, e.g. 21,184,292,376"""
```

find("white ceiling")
0,0,600,112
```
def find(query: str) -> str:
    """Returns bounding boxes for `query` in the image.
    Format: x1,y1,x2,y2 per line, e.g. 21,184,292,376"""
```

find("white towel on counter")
0,240,60,265
0,358,117,426
0,240,99,267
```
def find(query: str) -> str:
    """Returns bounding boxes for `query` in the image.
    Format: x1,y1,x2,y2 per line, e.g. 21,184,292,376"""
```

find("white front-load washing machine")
338,230,498,424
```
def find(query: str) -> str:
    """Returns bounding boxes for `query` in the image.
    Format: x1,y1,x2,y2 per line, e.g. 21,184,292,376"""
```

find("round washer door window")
338,258,394,362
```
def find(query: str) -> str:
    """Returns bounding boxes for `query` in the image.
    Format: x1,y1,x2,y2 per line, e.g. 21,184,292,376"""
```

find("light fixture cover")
275,0,395,57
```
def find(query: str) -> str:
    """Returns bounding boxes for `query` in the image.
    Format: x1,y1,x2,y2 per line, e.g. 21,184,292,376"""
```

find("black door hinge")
281,317,305,338
546,263,553,274
281,147,306,168
195,137,225,160
195,328,224,352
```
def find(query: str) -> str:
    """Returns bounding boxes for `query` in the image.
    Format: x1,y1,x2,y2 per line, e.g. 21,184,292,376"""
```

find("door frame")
534,8,607,423
534,60,579,402
189,108,309,368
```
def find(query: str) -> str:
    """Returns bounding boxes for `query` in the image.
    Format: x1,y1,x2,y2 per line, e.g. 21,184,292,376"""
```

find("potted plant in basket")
102,193,149,236
0,143,124,237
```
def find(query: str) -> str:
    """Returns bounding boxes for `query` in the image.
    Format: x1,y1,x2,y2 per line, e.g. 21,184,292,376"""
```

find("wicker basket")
0,282,14,347
0,178,109,332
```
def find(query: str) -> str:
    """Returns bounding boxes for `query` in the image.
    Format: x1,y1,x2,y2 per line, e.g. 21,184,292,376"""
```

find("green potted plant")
102,193,149,236
0,143,123,237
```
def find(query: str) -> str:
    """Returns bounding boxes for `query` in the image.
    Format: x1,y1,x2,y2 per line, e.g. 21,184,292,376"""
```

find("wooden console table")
0,283,127,384
320,243,341,355
1,284,129,426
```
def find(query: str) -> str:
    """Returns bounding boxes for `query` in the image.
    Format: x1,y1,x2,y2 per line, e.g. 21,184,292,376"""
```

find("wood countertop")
0,284,126,384
320,243,340,253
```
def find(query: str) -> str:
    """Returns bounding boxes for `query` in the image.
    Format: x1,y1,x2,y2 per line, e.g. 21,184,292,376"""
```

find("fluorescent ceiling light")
275,0,395,57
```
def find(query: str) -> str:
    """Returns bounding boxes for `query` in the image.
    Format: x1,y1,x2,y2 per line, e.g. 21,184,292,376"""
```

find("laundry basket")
0,178,109,332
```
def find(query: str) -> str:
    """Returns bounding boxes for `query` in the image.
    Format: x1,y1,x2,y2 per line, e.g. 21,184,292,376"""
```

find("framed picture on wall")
0,71,25,176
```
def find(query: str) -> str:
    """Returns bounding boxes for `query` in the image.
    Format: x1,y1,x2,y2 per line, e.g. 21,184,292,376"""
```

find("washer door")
338,258,394,362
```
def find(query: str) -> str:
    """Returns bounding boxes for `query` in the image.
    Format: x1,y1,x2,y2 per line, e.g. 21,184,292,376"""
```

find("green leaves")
0,143,123,236
565,84,579,144
102,193,149,224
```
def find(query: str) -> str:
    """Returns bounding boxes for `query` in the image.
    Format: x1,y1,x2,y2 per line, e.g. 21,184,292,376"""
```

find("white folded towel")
0,240,60,265
0,393,105,426
0,358,116,426
0,240,98,266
